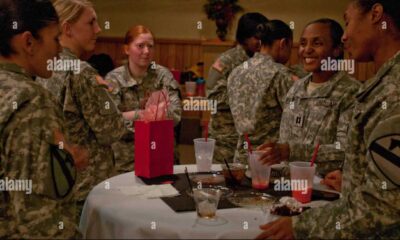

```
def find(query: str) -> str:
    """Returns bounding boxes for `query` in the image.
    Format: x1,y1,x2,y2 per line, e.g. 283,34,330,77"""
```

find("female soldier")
37,0,128,219
207,12,269,163
105,25,182,173
0,0,87,238
258,19,361,177
227,20,294,164
257,0,400,238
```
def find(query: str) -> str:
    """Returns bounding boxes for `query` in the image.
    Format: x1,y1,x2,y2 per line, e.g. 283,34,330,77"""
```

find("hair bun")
256,23,266,32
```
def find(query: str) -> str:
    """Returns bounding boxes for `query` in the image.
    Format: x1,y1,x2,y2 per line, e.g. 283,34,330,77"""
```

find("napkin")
118,184,180,199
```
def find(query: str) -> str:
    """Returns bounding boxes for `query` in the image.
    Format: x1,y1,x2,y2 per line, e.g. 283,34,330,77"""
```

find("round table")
79,164,277,239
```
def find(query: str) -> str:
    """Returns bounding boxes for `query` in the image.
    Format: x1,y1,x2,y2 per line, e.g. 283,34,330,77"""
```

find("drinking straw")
310,142,320,167
184,167,193,194
244,133,253,154
204,121,208,142
223,158,238,188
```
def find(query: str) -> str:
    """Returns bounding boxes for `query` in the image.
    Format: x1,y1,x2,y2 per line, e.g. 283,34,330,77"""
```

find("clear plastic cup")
248,151,271,190
193,188,222,219
193,138,215,172
185,81,197,96
289,162,316,203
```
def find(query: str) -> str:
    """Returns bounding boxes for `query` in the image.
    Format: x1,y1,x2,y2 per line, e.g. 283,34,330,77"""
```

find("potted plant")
204,0,244,41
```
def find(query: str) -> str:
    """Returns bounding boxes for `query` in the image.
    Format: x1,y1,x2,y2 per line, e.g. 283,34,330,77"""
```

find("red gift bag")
134,89,174,178
134,120,174,178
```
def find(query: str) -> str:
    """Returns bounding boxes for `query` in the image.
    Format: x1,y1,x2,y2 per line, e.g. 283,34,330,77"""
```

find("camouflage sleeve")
293,111,400,238
160,69,182,126
207,63,224,90
74,68,126,145
293,184,400,238
207,78,230,110
287,90,358,175
105,71,123,107
104,71,135,129
207,57,231,110
2,96,78,238
275,72,294,107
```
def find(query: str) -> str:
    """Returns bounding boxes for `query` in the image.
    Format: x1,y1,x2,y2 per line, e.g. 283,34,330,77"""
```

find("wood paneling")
91,37,375,81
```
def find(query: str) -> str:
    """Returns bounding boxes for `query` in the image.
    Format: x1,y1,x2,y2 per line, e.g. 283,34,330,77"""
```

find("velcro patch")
369,134,400,187
212,59,225,73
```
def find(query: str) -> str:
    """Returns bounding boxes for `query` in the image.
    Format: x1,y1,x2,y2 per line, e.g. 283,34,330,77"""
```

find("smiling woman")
105,25,182,174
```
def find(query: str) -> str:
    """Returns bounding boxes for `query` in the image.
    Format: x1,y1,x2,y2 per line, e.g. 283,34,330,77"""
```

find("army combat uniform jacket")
207,45,249,163
280,71,361,176
106,63,182,173
227,53,294,164
293,51,400,238
0,63,78,238
40,48,127,202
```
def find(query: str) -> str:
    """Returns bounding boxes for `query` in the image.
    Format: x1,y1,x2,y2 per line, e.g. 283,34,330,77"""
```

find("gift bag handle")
155,89,170,121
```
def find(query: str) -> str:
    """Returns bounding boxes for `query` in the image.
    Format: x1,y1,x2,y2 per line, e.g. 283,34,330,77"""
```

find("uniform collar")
253,52,273,62
0,62,34,80
61,47,79,59
236,45,249,60
294,71,346,99
123,62,154,87
356,51,400,102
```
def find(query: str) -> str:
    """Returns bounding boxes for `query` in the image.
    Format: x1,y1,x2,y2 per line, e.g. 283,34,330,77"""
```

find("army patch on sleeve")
368,115,400,188
212,59,225,73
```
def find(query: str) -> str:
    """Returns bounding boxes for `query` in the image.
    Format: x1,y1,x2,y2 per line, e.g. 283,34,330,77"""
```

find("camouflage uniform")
293,51,400,239
207,45,249,163
39,48,127,204
227,53,294,164
106,63,182,174
280,71,361,176
288,64,309,80
0,63,79,238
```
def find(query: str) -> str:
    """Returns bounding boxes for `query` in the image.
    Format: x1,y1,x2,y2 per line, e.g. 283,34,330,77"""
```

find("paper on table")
118,184,180,199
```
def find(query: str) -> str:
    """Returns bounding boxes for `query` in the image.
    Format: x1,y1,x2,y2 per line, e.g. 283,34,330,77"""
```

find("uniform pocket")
303,106,330,143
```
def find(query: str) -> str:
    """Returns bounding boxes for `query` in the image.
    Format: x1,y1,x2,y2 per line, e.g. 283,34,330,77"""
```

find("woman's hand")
257,141,290,165
321,170,342,192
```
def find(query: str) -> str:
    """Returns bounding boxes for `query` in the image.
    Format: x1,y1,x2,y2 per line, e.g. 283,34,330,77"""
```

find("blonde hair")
53,0,93,25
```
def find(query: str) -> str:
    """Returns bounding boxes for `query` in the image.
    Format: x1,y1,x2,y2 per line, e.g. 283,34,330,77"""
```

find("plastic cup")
221,163,246,187
193,188,222,219
185,81,197,96
248,151,271,190
194,138,215,172
289,162,316,203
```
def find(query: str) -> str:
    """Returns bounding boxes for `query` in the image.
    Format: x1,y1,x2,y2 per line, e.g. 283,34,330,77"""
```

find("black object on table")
139,173,340,213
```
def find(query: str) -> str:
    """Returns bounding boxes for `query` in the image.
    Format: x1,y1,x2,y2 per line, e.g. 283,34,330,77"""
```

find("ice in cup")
193,188,222,219
194,138,215,172
248,151,271,190
289,162,316,203
221,163,246,186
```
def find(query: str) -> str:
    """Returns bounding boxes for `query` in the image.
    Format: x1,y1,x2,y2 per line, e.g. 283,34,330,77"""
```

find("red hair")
124,25,154,45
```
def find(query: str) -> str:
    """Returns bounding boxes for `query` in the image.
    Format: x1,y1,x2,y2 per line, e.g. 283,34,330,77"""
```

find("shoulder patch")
212,59,225,73
368,114,400,187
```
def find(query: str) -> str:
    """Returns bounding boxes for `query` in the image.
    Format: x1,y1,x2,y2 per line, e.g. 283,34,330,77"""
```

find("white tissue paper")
118,184,180,199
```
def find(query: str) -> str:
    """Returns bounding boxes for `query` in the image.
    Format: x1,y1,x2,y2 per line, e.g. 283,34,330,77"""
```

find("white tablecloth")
79,164,279,239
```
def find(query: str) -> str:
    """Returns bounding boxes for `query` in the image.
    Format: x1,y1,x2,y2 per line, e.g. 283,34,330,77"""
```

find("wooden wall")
90,37,375,81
